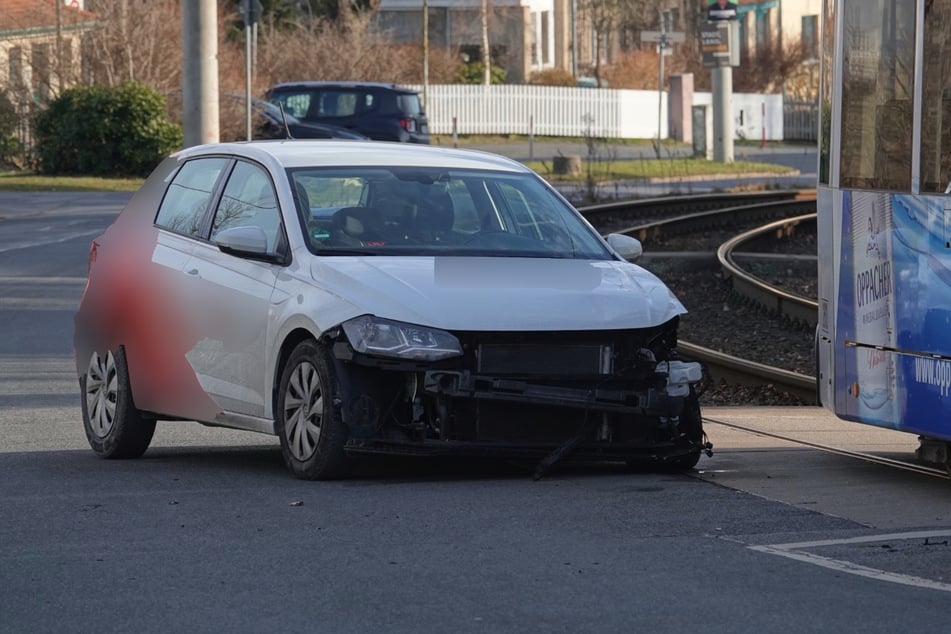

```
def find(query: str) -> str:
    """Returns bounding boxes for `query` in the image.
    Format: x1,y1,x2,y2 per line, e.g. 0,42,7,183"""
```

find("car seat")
332,207,385,245
412,189,456,243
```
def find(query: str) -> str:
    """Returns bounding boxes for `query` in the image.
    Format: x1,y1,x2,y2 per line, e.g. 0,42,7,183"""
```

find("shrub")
457,62,507,85
33,81,182,176
527,68,577,87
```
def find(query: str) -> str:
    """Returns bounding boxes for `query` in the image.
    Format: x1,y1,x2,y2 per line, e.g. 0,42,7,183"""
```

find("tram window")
839,0,915,191
920,0,951,194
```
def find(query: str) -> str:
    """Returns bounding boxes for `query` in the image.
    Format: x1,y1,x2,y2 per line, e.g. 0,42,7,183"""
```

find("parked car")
74,140,706,479
265,81,430,144
254,99,367,140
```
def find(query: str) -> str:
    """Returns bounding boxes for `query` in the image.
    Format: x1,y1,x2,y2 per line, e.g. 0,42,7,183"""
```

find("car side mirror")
605,233,643,261
215,226,279,262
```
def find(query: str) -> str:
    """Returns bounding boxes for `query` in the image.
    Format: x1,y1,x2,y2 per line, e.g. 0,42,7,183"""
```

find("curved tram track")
581,193,951,478
581,192,818,404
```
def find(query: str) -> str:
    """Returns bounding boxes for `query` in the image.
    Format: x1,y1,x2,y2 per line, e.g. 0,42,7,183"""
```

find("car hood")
309,256,686,331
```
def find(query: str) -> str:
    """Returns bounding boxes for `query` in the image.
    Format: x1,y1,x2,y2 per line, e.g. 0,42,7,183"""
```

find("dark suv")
265,81,430,144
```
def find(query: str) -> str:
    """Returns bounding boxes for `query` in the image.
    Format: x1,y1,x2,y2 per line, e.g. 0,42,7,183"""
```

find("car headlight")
341,315,463,361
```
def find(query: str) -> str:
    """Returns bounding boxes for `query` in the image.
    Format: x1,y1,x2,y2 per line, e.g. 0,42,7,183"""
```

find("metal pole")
423,0,429,109
529,114,534,160
183,0,220,148
712,65,734,162
245,22,252,141
656,11,665,159
570,0,577,77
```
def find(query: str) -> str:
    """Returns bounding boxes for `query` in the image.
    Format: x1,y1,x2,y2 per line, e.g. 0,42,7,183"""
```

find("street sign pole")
640,24,684,159
239,0,262,141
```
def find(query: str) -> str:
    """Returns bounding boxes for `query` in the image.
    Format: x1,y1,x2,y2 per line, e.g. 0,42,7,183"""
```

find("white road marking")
750,529,951,592
0,276,87,284
0,228,102,254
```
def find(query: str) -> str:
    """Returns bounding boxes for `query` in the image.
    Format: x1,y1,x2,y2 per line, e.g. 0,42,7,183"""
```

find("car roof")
174,140,531,173
268,81,417,93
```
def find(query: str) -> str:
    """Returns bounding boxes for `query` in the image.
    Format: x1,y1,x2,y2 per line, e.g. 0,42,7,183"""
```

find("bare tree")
578,0,657,85
83,0,184,94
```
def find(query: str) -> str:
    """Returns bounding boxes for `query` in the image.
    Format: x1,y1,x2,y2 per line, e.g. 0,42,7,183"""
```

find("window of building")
8,47,25,97
839,0,916,190
31,43,50,104
755,13,767,51
541,11,550,65
802,15,818,60
531,12,539,65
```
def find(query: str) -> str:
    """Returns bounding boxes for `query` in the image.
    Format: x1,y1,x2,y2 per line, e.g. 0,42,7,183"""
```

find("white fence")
414,84,800,142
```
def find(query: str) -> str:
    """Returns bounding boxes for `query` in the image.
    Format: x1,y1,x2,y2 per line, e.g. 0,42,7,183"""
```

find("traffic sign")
640,31,686,44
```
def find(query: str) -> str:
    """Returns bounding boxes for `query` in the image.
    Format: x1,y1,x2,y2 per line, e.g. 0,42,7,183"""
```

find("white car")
74,140,706,479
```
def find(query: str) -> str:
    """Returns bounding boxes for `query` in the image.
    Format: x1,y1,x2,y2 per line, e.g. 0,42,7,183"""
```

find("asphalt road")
4,191,951,633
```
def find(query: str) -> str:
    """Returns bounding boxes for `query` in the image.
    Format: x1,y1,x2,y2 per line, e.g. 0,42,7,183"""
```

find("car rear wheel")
80,346,156,459
275,340,349,480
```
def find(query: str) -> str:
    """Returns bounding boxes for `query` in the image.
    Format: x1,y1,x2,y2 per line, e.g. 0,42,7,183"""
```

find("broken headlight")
342,315,463,362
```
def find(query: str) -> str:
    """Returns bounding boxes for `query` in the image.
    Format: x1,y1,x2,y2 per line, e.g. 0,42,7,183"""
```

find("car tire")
80,346,156,459
627,393,704,473
275,340,350,480
660,393,704,472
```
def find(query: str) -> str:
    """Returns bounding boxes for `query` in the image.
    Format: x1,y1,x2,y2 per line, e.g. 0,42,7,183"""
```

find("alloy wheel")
85,351,118,438
283,360,323,461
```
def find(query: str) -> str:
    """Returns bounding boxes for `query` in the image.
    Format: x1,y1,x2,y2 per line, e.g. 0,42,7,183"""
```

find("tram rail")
581,191,819,403
717,212,819,329
703,416,951,480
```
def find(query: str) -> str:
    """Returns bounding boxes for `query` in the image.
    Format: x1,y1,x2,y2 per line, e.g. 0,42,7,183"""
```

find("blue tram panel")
818,0,951,441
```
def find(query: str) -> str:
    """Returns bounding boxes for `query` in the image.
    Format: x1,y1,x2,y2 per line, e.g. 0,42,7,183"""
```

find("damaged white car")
74,140,709,479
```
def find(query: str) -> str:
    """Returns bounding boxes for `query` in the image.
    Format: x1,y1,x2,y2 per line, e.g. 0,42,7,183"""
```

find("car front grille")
477,343,612,376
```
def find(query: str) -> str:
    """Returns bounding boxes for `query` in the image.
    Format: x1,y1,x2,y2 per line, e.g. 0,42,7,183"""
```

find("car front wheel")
80,346,156,459
275,340,350,480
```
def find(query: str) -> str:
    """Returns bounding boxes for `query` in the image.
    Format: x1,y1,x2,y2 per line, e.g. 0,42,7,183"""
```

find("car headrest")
333,207,383,237
415,190,454,233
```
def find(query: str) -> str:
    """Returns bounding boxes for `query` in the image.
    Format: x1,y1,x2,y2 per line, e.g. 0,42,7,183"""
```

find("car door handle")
186,268,200,277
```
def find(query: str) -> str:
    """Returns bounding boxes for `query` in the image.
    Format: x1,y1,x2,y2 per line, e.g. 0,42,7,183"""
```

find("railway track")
703,416,951,480
581,192,818,404
717,212,819,329
584,194,951,478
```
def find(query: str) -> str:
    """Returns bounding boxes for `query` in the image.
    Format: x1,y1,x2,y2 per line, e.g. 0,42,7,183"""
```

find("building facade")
374,0,558,83
0,0,96,105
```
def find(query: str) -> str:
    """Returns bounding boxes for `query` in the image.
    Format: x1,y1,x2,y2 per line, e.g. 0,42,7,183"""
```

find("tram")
816,0,951,452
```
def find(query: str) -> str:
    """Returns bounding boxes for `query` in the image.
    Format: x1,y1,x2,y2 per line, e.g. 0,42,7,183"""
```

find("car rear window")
397,93,421,115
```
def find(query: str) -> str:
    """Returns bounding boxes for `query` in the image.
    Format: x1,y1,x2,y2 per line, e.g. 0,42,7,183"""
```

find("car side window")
211,161,283,254
270,92,310,119
155,158,229,237
312,91,360,118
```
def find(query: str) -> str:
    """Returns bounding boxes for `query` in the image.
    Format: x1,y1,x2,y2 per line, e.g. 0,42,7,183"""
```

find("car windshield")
286,166,612,259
